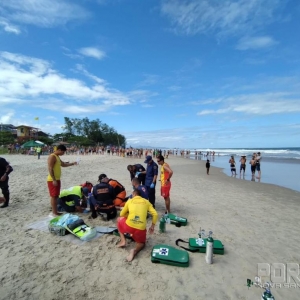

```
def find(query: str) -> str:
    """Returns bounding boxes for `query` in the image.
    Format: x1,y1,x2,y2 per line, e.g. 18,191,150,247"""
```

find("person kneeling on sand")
89,177,117,220
57,186,89,213
98,174,127,207
117,190,158,262
126,177,148,200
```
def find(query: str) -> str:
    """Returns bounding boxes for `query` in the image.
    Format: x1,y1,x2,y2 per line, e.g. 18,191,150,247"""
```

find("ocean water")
184,148,300,193
190,147,300,160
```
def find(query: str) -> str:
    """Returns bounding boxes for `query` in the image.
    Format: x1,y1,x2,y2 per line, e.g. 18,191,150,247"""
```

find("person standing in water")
229,156,236,176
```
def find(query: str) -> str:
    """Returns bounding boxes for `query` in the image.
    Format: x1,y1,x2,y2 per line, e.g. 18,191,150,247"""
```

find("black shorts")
251,166,256,173
240,164,246,171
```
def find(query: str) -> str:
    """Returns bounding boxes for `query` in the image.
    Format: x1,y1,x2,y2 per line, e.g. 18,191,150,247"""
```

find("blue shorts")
256,164,260,171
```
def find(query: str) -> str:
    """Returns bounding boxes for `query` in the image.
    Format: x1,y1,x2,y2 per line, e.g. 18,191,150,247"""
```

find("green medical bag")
151,244,189,267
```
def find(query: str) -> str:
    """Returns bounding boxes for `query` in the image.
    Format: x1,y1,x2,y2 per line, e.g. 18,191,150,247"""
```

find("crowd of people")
45,145,173,262
228,152,262,179
1,145,263,262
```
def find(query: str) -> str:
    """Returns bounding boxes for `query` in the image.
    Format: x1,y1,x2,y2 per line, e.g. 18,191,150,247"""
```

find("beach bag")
48,216,67,236
49,214,97,241
151,244,189,267
175,238,224,255
65,219,97,241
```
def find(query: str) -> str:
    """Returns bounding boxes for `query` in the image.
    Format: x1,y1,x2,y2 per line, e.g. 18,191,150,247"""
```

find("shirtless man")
255,152,262,178
250,155,256,179
239,156,247,177
229,156,236,176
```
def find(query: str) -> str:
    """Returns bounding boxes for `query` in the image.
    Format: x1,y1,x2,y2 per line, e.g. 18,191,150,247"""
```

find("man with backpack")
98,174,127,207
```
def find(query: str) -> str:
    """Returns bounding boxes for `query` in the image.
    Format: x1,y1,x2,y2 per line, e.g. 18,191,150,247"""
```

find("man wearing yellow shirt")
117,190,158,262
47,144,77,216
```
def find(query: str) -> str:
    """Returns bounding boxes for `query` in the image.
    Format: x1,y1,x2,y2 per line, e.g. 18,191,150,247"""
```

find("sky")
0,0,300,149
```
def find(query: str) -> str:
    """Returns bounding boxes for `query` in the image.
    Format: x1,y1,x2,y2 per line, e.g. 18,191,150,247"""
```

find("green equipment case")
167,213,188,227
151,244,189,267
176,238,224,255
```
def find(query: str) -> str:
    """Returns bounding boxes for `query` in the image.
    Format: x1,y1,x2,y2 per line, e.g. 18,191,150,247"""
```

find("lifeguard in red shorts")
156,155,173,213
117,189,158,262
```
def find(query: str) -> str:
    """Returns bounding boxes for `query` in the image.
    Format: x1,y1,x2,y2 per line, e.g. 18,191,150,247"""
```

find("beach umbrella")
21,140,43,148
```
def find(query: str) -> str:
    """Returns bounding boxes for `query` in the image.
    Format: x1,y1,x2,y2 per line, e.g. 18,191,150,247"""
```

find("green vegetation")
0,131,15,145
0,117,126,148
60,117,126,147
0,148,8,155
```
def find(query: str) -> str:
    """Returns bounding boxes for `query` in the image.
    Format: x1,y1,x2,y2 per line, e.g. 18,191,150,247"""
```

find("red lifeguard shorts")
47,180,61,197
161,183,171,198
117,217,146,244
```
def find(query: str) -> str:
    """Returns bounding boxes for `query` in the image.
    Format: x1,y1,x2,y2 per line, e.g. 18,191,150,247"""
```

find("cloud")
78,47,106,60
0,51,130,114
196,93,300,116
236,36,278,50
0,0,89,28
137,74,161,87
123,122,300,148
61,46,83,60
75,64,107,84
168,85,182,91
141,104,155,108
161,0,283,37
0,19,21,34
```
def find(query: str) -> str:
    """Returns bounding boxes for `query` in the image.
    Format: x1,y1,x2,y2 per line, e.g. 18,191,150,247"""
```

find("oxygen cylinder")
205,231,213,264
159,215,166,233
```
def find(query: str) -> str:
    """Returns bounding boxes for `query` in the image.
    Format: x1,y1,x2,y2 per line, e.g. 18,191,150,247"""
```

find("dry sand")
0,153,299,300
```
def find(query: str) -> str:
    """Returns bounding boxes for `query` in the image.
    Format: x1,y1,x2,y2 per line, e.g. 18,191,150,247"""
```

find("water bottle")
165,212,170,224
159,215,166,233
205,231,213,264
201,229,206,239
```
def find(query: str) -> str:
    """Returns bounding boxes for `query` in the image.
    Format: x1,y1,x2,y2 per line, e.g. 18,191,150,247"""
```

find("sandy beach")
0,153,299,300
